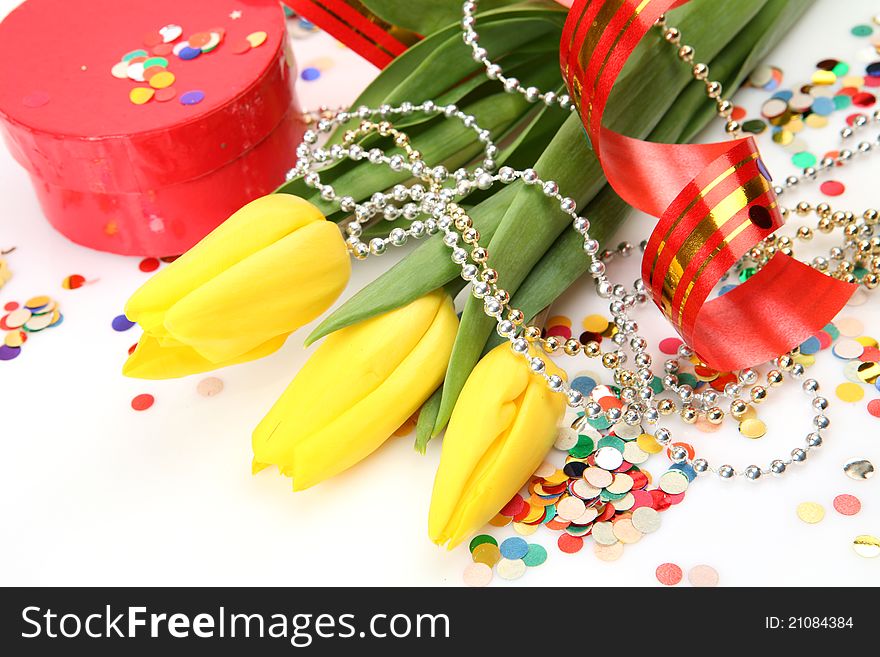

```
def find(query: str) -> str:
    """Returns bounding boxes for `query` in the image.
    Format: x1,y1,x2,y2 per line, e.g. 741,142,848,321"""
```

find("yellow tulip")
252,289,458,490
123,194,350,379
429,343,566,548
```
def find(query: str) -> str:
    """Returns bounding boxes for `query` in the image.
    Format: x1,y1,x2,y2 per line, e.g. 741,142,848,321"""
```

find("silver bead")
541,180,559,196
791,448,807,463
389,227,407,246
769,460,786,476
670,446,688,463
655,427,672,445
529,357,546,374
567,389,583,407
813,415,830,430
511,338,529,354
744,465,762,481
547,374,564,391
718,465,735,479
368,238,386,255
693,458,709,474
812,396,828,411
521,168,538,184
802,378,819,394
607,407,622,422
806,432,822,448
498,166,516,183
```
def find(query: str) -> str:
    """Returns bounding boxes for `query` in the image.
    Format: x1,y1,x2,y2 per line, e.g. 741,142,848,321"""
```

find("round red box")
0,0,302,255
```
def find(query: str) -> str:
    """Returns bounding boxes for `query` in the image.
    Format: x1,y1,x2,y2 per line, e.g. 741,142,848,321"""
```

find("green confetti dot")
851,24,872,37
677,372,699,389
739,266,757,282
597,435,625,452
791,151,817,168
568,434,595,458
587,416,612,431
832,61,850,76
650,376,665,394
833,95,852,110
741,118,767,134
469,534,497,553
523,544,547,567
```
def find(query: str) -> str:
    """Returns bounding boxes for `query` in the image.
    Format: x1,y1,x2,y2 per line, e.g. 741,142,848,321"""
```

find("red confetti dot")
868,399,880,418
865,76,880,88
131,393,154,411
820,180,845,197
659,337,683,354
3,301,18,311
655,562,683,586
852,92,876,107
545,324,572,340
65,274,86,289
139,257,160,272
128,343,139,356
500,494,526,517
816,331,833,350
832,493,861,516
557,534,584,554
859,347,880,362
730,105,746,121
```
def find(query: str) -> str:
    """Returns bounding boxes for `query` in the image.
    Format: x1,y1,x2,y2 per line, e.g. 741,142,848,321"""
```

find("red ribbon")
560,0,855,370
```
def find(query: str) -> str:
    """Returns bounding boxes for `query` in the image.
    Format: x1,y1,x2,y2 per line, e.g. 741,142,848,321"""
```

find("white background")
1,0,878,587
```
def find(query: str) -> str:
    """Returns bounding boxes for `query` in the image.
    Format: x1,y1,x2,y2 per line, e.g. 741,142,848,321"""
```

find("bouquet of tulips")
123,0,812,547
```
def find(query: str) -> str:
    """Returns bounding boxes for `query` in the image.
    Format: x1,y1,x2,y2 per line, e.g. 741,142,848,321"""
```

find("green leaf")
414,386,444,454
358,0,550,36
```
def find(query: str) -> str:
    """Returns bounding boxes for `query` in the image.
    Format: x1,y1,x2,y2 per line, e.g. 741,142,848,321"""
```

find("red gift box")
0,0,303,256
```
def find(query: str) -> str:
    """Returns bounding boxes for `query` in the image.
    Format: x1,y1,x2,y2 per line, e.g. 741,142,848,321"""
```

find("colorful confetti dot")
499,536,529,560
820,180,845,196
836,382,865,403
301,67,321,81
131,393,154,411
112,315,135,331
655,562,683,586
138,257,160,272
833,494,861,516
688,564,719,587
557,533,583,554
523,544,547,567
796,501,825,524
180,90,205,105
462,562,493,587
469,534,497,553
196,376,224,397
867,399,880,418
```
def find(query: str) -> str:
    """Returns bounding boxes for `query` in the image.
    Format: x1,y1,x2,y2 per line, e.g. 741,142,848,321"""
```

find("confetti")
131,393,155,411
796,501,825,524
593,541,624,562
112,314,135,332
852,535,880,559
655,563,682,586
833,494,861,516
688,564,719,587
472,542,501,567
557,534,583,554
499,537,529,560
246,31,268,48
836,382,865,402
468,534,497,552
739,417,767,439
843,458,874,480
495,558,526,580
180,90,206,106
522,543,547,567
301,67,321,81
139,257,160,272
867,399,880,418
196,376,224,397
462,562,493,587
820,180,845,196
61,274,86,289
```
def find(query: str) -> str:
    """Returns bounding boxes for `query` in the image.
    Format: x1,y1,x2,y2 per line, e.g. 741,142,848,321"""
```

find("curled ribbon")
560,0,855,370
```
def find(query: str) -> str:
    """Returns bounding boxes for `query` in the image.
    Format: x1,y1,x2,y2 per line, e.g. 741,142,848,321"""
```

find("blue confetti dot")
499,537,529,560
180,90,205,106
112,315,135,332
718,284,737,296
570,375,597,396
799,336,821,355
178,46,201,61
301,67,321,81
771,89,793,102
299,19,316,30
669,462,697,482
811,96,835,116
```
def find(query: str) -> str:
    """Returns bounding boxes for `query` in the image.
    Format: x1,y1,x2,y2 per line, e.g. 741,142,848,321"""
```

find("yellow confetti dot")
149,71,175,89
786,117,804,133
739,418,766,439
804,113,828,129
582,314,609,333
130,87,154,105
4,330,24,347
856,335,879,348
811,70,836,85
246,31,268,48
796,501,825,524
547,315,571,328
636,433,663,454
488,512,510,527
836,382,865,403
513,522,539,536
471,542,501,567
792,353,815,367
841,75,865,87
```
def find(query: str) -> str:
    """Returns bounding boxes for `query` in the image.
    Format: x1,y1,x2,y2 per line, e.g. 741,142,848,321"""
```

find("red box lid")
0,0,293,193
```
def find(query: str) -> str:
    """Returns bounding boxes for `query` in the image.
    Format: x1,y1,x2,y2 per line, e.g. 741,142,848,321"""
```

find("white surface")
0,0,878,587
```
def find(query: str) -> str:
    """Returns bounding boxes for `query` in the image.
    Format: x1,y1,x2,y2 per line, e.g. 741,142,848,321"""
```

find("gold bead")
796,201,812,216
584,341,601,358
750,386,768,403
766,370,784,386
705,80,722,99
462,227,480,244
508,309,524,325
707,407,724,424
543,337,560,353
842,272,858,284
471,247,488,263
692,63,709,80
817,217,833,233
780,247,793,257
832,210,848,226
680,406,698,424
564,339,581,356
796,226,813,241
716,99,733,118
524,325,541,340
863,273,880,289
480,268,498,284
677,45,694,62
816,202,832,218
730,399,748,418
658,399,677,415
601,352,619,369
454,215,472,231
777,354,794,370
495,289,510,305
724,120,741,134
864,208,879,225
663,27,681,44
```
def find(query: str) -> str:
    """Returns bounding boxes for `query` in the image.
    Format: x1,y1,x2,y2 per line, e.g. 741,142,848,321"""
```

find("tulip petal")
164,220,350,363
123,333,287,380
429,345,565,548
125,194,325,333
252,290,458,489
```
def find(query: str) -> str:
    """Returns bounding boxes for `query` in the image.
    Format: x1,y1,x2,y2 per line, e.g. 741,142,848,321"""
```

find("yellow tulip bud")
428,344,566,548
123,194,350,379
252,289,458,490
